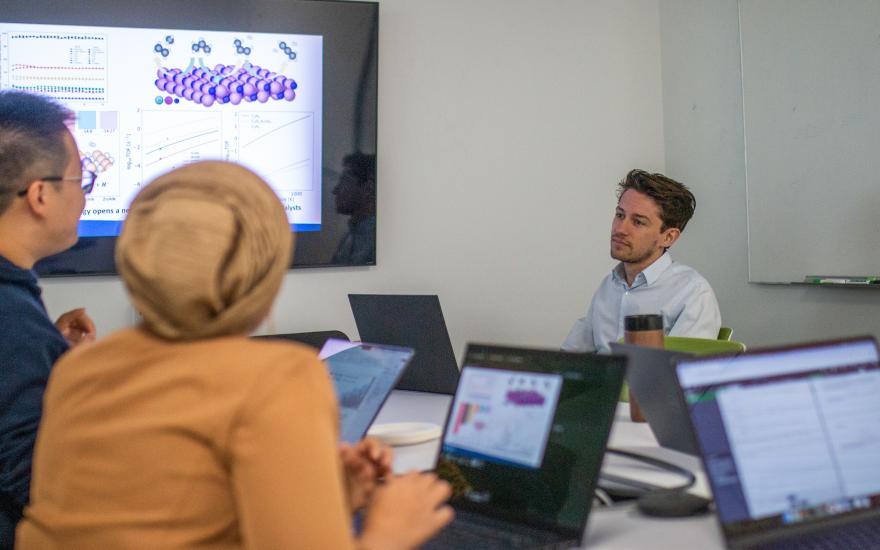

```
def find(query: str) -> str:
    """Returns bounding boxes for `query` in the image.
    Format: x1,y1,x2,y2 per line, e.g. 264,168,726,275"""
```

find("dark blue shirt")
0,255,68,549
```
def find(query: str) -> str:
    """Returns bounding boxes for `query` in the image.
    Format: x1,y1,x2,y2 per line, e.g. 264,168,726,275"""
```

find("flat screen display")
1,0,378,274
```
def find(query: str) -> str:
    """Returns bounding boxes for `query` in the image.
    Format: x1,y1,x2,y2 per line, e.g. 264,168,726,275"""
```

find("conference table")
373,390,724,549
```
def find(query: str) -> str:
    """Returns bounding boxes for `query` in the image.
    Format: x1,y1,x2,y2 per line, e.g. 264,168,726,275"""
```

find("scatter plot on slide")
141,110,222,181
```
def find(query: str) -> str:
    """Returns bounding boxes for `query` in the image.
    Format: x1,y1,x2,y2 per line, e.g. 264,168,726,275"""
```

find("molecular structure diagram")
155,62,297,107
192,39,212,54
233,38,252,56
153,35,174,58
82,149,114,174
278,41,297,60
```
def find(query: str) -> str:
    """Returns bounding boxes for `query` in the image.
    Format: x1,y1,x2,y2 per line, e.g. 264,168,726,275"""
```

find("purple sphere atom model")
154,63,298,107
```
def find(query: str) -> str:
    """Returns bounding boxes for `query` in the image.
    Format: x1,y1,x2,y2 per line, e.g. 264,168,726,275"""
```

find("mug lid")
624,314,664,331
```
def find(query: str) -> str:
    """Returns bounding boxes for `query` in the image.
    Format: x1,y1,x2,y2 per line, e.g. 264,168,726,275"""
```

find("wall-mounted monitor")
1,0,378,275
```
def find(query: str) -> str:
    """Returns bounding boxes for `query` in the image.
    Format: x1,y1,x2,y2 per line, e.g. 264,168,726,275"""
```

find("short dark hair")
341,151,376,187
617,169,696,232
0,91,73,214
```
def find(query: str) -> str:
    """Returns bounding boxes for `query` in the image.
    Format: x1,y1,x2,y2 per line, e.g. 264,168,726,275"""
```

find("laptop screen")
436,344,625,534
348,294,460,394
676,337,880,541
322,341,414,443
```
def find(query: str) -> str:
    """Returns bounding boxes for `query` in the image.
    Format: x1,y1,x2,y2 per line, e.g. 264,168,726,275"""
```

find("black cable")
599,472,664,493
604,447,697,492
599,447,712,517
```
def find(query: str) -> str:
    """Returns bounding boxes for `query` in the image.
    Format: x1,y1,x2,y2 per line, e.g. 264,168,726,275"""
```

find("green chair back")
717,326,733,341
664,335,746,355
618,335,746,401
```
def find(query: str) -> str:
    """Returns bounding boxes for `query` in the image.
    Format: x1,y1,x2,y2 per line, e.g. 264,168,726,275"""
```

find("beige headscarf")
116,161,293,340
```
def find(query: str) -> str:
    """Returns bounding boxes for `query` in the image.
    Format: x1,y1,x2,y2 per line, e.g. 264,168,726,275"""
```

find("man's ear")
21,180,51,217
661,227,681,248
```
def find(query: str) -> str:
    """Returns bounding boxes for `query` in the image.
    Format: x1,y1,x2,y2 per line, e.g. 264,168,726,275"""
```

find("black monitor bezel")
2,0,379,276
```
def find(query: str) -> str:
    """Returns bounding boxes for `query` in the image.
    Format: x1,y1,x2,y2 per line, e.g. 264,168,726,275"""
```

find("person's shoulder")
55,328,139,364
207,337,325,381
59,331,322,378
219,336,318,361
597,267,619,287
210,338,333,412
664,261,717,297
0,282,63,351
0,280,43,317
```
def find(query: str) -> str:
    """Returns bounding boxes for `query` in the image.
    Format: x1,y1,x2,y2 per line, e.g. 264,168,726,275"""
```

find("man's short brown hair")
617,169,696,232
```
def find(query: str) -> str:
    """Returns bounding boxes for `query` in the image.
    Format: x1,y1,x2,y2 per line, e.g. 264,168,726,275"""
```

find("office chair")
253,330,349,350
664,335,745,355
619,334,746,402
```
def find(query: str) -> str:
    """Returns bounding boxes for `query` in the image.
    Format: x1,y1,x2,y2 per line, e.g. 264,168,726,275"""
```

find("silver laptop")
609,342,698,455
676,336,880,549
423,344,626,549
320,340,414,444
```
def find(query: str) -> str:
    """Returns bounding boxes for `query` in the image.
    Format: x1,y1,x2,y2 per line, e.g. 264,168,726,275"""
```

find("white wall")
41,0,666,358
659,0,880,347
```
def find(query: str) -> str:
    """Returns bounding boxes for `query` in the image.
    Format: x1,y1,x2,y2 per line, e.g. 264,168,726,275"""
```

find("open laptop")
675,336,880,549
320,340,414,443
422,344,626,549
349,294,459,394
609,342,698,455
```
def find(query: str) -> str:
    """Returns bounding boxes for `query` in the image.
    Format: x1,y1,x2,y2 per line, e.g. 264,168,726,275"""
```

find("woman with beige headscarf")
16,161,452,550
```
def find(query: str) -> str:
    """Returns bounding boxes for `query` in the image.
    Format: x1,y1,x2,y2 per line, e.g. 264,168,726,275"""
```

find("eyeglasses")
16,170,98,196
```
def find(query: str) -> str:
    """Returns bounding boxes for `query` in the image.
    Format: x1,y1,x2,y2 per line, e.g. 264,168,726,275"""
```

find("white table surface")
373,389,724,549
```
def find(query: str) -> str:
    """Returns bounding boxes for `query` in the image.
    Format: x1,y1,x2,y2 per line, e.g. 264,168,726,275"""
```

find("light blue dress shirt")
562,253,721,353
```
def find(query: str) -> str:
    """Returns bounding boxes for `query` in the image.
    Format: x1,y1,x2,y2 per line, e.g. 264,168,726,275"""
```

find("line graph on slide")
235,111,314,192
141,110,222,181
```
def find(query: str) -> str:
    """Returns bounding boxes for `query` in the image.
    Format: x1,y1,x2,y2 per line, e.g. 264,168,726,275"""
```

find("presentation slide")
0,22,322,236
444,366,562,469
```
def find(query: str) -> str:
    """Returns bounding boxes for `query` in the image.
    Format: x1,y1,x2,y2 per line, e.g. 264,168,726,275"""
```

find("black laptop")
675,336,880,549
608,342,698,455
422,344,626,549
348,294,459,394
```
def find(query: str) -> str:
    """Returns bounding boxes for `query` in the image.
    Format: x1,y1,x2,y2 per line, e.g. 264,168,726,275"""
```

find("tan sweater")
17,328,355,549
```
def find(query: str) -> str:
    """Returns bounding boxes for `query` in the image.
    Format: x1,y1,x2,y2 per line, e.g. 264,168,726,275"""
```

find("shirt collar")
641,251,673,285
611,251,674,288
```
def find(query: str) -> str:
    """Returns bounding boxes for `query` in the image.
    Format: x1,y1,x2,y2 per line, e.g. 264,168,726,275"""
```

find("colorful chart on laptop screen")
443,366,562,469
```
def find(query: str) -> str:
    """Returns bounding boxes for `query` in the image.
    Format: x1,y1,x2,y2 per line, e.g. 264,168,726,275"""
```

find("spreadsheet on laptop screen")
677,339,880,537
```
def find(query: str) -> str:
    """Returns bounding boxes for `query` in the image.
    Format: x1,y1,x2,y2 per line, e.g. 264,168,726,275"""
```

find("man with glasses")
0,90,96,548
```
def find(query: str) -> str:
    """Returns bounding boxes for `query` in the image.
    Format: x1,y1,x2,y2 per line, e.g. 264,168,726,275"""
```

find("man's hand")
340,437,393,511
55,308,96,347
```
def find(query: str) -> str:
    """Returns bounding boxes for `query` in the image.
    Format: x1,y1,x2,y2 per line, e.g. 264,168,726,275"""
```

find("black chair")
253,330,349,350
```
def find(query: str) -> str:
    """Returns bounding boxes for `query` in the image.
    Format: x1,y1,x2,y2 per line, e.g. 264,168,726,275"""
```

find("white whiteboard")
740,0,880,283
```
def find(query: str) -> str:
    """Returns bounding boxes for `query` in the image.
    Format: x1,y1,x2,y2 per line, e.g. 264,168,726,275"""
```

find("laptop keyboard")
752,517,880,550
421,511,578,549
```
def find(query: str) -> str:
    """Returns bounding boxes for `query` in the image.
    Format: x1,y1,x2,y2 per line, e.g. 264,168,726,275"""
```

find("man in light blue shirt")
562,170,720,353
